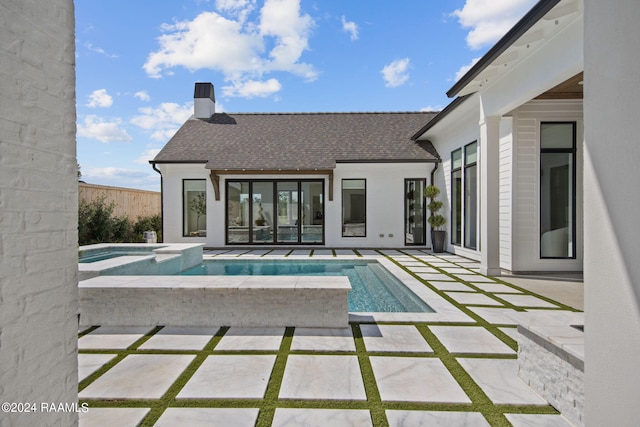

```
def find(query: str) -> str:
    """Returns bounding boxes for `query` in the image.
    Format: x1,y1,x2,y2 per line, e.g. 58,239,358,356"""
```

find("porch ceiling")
535,72,583,99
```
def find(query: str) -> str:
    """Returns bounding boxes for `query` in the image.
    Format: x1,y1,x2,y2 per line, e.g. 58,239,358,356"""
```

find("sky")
75,0,538,192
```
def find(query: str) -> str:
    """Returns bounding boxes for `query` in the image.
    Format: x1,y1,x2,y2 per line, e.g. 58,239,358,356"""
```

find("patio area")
77,249,583,426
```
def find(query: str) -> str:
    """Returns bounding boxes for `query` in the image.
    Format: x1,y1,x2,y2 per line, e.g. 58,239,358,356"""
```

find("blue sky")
76,0,538,191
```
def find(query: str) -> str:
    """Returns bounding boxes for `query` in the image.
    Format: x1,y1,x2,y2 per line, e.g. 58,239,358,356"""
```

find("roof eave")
410,95,471,141
446,0,562,98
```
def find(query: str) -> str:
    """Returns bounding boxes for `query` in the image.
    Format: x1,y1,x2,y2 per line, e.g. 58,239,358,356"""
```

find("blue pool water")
180,260,433,313
79,247,157,263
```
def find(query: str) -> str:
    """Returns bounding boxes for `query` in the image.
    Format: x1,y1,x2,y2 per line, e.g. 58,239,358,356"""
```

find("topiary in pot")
424,184,447,253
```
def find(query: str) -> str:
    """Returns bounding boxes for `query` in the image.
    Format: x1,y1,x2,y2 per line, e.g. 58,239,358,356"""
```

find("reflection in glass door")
277,182,299,243
405,179,426,245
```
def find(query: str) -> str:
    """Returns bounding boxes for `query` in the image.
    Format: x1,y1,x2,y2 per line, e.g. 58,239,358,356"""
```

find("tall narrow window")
405,179,426,245
342,179,366,237
183,180,206,237
464,142,478,249
227,181,250,243
451,149,462,245
540,122,576,258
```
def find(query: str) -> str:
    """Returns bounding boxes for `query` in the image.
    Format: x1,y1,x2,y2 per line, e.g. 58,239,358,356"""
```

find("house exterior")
413,0,584,275
151,91,439,248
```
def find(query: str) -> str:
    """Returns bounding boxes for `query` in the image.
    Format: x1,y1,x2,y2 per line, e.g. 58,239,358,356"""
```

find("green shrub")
78,196,162,245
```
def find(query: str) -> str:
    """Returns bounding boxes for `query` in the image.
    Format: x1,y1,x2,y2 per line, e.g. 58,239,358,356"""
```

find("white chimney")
194,82,215,119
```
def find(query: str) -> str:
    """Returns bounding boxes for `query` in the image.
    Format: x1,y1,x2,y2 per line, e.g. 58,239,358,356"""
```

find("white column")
479,115,501,276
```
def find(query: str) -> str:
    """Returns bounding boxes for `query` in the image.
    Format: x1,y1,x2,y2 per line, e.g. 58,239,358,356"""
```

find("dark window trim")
539,121,577,259
225,178,325,245
450,148,463,246
341,179,367,238
405,178,427,246
463,141,478,250
182,179,206,238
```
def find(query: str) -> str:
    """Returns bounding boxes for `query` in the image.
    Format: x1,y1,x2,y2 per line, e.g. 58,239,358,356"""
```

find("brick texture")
0,0,78,425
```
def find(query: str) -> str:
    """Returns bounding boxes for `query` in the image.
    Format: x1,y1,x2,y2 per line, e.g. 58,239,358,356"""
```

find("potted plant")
424,184,446,253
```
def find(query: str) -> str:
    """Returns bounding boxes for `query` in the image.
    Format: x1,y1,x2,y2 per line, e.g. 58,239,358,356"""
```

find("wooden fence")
79,183,161,221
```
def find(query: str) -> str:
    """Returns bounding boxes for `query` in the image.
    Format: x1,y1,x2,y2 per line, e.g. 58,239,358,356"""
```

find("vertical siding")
512,100,583,272
499,117,513,270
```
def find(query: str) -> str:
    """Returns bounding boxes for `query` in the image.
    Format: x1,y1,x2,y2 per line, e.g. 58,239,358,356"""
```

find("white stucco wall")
0,1,78,425
584,1,640,425
158,162,436,248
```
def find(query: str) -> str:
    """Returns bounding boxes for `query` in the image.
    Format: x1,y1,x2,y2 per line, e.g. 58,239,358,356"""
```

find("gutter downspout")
150,161,164,243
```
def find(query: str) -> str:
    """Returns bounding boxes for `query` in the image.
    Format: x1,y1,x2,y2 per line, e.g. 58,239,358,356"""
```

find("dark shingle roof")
152,112,439,170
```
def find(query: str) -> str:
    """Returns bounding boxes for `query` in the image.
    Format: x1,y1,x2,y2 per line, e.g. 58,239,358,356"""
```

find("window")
226,179,324,244
540,122,576,258
183,179,206,237
451,149,462,245
450,142,478,249
405,179,426,245
464,142,478,249
342,179,366,237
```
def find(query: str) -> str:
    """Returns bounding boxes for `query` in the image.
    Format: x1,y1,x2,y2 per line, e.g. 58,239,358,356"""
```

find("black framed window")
405,179,426,245
183,179,206,237
451,149,462,245
540,122,576,258
342,179,366,237
226,179,324,245
464,141,478,249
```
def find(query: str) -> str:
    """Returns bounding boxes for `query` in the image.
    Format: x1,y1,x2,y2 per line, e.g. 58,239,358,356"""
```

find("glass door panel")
227,181,250,243
277,182,299,243
301,181,323,243
405,179,426,245
252,181,274,243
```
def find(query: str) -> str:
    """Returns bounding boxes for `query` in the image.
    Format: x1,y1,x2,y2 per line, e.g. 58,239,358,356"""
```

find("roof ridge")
212,111,437,116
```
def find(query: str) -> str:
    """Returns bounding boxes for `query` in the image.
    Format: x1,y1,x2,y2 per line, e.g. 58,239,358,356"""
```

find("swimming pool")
180,260,434,313
79,246,161,263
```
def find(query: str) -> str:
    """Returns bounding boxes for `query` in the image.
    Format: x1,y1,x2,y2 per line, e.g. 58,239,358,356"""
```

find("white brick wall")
0,0,78,426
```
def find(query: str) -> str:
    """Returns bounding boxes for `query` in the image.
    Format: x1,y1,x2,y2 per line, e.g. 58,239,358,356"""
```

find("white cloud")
381,58,410,88
86,89,113,108
341,16,359,41
130,102,193,142
77,115,132,143
134,91,151,102
420,105,443,112
454,56,481,82
222,78,282,98
134,148,162,165
452,0,538,49
83,41,118,58
143,0,316,97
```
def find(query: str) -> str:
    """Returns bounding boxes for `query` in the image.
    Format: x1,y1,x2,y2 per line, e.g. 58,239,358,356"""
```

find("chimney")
194,82,215,119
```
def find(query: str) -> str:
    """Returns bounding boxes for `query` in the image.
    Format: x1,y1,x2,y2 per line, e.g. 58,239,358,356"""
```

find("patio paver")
78,326,153,350
291,327,356,352
154,408,260,427
370,356,471,403
214,327,284,351
505,413,575,426
178,355,276,399
279,355,366,400
430,326,515,354
78,353,116,382
138,326,219,350
79,354,195,399
272,408,372,427
497,294,559,308
444,291,505,306
386,410,491,427
360,324,432,353
79,408,150,427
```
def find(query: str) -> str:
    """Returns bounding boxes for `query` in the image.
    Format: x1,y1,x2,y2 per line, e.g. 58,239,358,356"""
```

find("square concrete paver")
454,274,496,283
79,408,150,427
291,328,356,352
497,294,559,308
472,282,523,293
444,292,504,306
417,273,455,282
360,324,432,353
178,355,276,399
138,327,219,350
386,410,490,427
429,326,515,354
272,408,372,427
457,359,548,405
468,307,523,326
78,326,153,350
406,266,440,274
154,408,260,427
279,355,366,400
78,353,117,382
370,357,471,403
79,354,195,399
428,281,475,292
439,267,473,274
505,413,575,426
215,327,284,351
